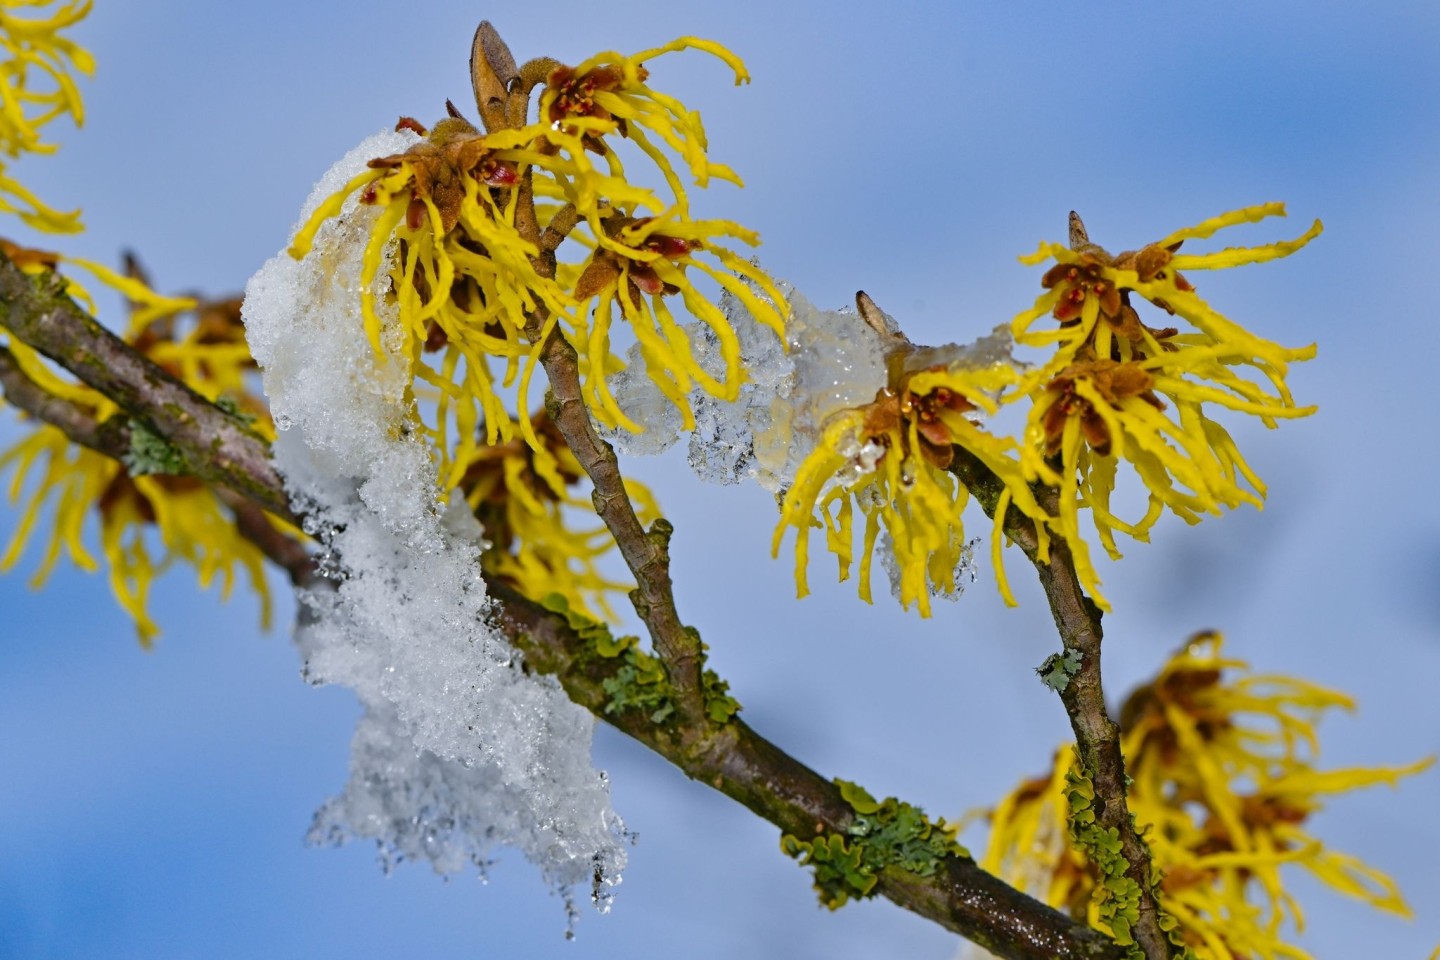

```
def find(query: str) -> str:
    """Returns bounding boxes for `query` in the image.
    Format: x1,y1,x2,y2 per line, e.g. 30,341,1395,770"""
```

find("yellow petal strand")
1158,202,1288,248
1170,219,1324,272
990,487,1017,607
630,37,751,85
288,167,378,260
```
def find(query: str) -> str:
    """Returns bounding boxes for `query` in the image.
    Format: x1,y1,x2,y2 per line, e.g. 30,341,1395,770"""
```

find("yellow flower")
0,0,93,233
1012,205,1320,607
289,116,577,482
567,211,786,432
1,274,280,645
291,41,787,483
538,39,786,431
538,38,750,214
1,434,274,645
972,633,1433,959
773,349,1046,616
453,409,658,623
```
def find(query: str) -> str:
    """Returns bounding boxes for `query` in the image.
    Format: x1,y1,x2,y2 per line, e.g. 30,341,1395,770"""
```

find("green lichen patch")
540,595,740,726
1065,763,1196,958
780,832,875,908
213,395,258,428
782,779,969,910
602,652,673,724
1065,764,1143,953
696,635,741,723
123,420,186,476
1037,647,1084,693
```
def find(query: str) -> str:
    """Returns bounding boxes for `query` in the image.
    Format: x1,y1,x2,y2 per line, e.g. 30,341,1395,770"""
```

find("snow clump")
242,129,627,907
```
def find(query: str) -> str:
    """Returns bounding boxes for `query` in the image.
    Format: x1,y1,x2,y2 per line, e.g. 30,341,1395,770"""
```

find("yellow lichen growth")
454,410,659,623
0,0,92,233
971,634,1432,959
287,39,786,486
1011,205,1320,608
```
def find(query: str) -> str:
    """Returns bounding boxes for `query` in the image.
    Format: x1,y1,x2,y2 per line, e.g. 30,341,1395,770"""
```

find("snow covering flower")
455,408,659,623
1011,205,1320,608
0,0,92,233
0,283,278,645
287,116,570,475
287,39,785,481
971,634,1432,959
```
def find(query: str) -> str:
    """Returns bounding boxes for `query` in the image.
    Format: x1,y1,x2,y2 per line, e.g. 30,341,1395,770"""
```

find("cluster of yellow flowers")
4,14,712,639
775,205,1319,614
289,39,787,498
277,37,805,626
969,634,1431,959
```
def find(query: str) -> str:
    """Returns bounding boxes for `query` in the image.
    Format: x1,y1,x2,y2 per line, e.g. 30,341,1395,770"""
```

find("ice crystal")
241,129,627,901
877,530,979,605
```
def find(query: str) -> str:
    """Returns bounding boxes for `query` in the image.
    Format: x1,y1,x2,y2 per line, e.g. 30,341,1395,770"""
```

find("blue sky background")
2,1,1438,957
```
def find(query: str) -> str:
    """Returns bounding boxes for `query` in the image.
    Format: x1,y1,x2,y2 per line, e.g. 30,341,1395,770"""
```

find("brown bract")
573,216,696,308
1111,241,1193,315
1041,359,1163,457
1044,239,1195,334
1042,253,1123,324
0,238,59,271
363,116,519,233
848,365,980,473
1043,234,1196,353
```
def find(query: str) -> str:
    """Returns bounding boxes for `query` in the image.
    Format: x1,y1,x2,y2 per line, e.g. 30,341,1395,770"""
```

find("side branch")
470,21,708,721
536,324,708,720
0,345,128,456
0,341,311,586
0,255,289,517
0,267,1126,960
950,448,1175,960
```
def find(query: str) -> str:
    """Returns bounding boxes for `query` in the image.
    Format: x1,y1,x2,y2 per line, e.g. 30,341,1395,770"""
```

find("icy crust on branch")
241,130,626,899
605,282,1009,600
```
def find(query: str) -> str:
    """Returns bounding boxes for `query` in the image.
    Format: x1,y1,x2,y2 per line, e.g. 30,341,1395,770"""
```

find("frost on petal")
602,281,892,489
877,530,979,606
241,129,627,901
602,339,688,457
